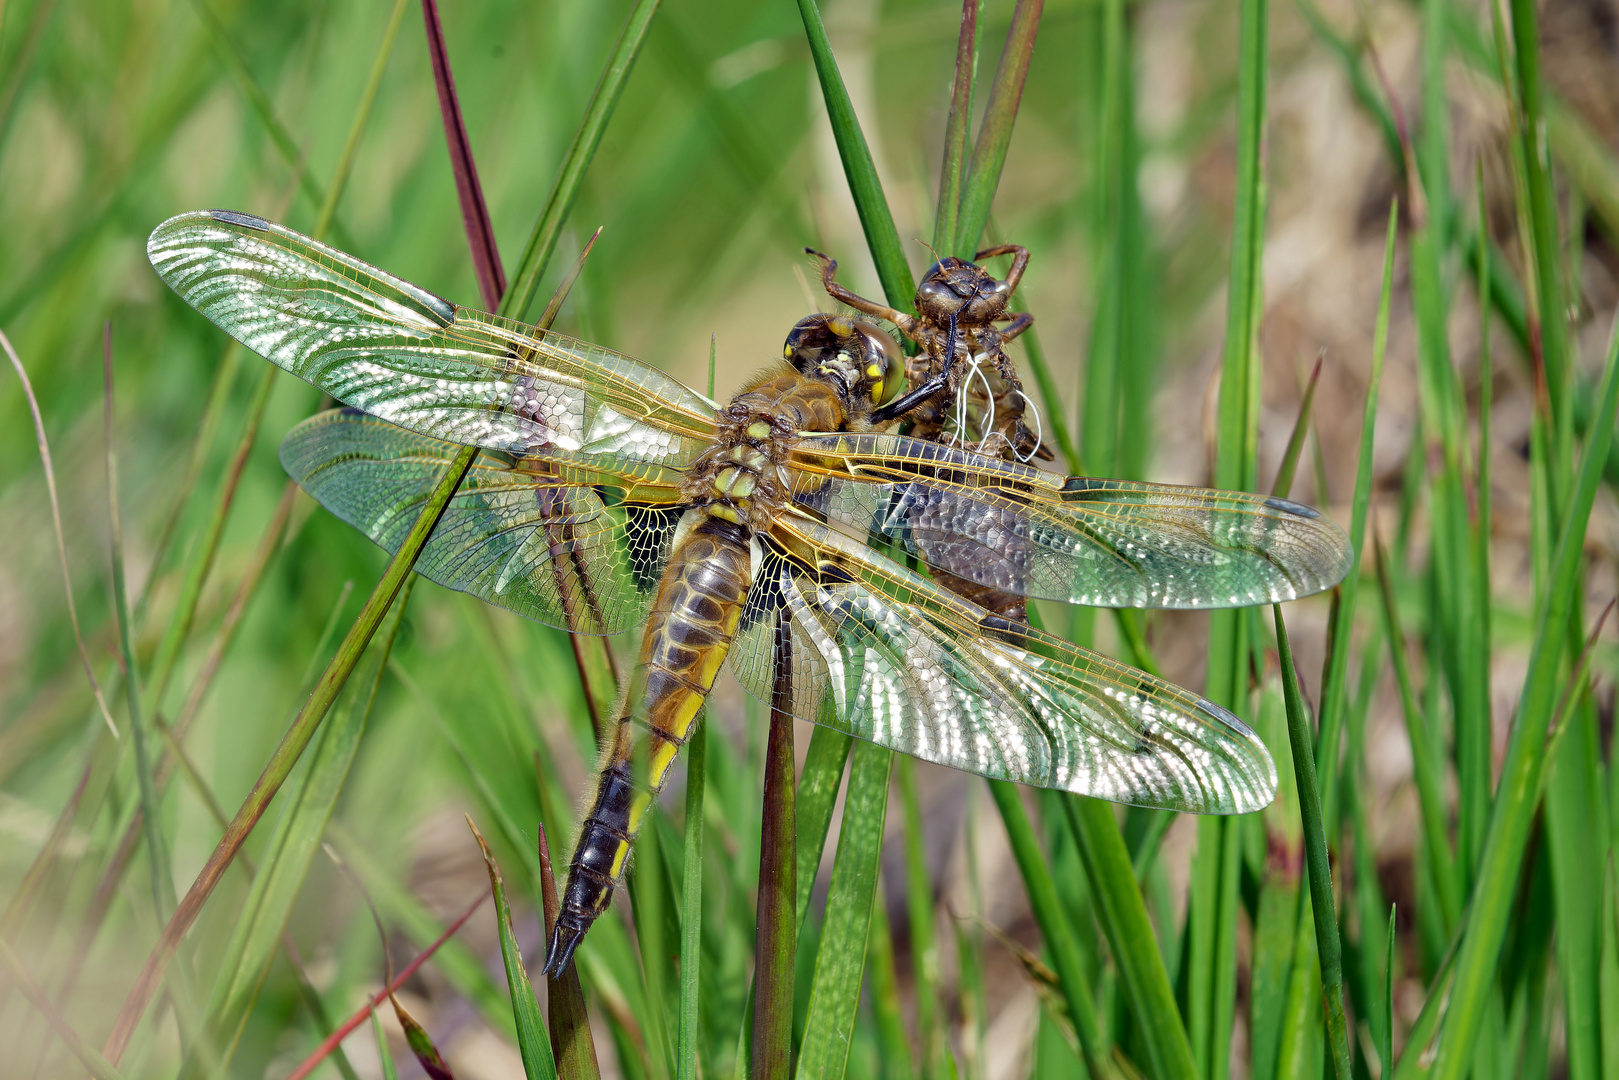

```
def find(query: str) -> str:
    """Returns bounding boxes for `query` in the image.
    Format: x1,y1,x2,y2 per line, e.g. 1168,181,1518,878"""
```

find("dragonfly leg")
871,314,960,424
972,243,1030,291
806,248,919,337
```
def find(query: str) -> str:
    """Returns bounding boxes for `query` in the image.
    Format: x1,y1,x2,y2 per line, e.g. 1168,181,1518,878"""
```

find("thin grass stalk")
1272,607,1352,1078
627,789,673,1080
0,328,115,734
313,0,411,239
103,325,175,926
1507,3,1605,1071
986,780,1113,1079
795,0,913,307
933,0,980,252
1314,200,1397,847
505,0,661,321
1080,0,1125,481
142,361,276,712
0,936,127,1080
421,0,506,310
953,0,1044,255
1193,0,1267,1074
137,342,241,619
1015,322,1082,476
676,720,706,1080
1509,0,1570,437
1427,321,1619,1079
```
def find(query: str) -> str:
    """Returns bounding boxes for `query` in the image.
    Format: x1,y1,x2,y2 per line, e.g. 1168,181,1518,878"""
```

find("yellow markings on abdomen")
552,511,754,970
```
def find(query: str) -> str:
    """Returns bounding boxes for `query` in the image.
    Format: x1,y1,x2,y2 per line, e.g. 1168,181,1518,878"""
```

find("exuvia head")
914,257,1011,324
783,313,904,411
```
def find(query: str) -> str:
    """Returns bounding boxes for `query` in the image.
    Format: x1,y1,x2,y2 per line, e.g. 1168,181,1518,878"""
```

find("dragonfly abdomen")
544,512,752,974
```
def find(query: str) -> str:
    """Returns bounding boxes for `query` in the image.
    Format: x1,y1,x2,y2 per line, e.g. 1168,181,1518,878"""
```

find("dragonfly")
148,209,1353,974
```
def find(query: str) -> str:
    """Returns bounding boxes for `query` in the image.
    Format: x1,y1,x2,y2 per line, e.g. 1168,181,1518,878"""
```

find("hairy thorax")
679,367,848,529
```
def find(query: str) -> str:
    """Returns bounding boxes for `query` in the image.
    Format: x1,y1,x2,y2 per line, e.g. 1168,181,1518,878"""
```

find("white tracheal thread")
1012,389,1044,464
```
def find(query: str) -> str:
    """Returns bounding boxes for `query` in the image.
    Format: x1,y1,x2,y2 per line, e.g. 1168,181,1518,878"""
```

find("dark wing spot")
1264,495,1319,519
211,209,270,230
416,288,458,326
1196,697,1257,739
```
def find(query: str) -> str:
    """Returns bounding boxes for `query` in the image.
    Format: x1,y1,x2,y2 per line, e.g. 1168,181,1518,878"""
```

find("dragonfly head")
916,257,1012,325
783,313,904,412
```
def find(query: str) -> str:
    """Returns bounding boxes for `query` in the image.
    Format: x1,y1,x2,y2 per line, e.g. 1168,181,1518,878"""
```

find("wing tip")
1194,696,1279,813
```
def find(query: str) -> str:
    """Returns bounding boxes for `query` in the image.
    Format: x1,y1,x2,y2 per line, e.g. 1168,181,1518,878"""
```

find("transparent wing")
150,209,718,475
790,432,1351,609
281,409,686,636
726,514,1277,814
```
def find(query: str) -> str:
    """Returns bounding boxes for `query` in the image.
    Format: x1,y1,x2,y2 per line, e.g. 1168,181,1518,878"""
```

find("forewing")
149,210,717,473
281,409,684,635
727,514,1277,814
791,432,1351,609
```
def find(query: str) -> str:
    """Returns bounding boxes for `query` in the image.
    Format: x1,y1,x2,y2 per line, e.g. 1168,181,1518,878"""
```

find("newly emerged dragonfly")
148,210,1353,973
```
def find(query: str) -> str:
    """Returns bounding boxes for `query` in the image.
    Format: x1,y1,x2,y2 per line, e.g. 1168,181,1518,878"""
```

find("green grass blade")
896,757,945,1079
504,0,662,321
676,720,707,1080
1192,0,1268,1074
987,780,1113,1079
795,740,893,1080
865,878,914,1080
953,0,1043,255
1374,536,1460,929
933,0,980,251
370,1009,402,1080
1600,864,1619,1078
1428,321,1619,1080
1314,198,1396,842
795,725,854,932
1015,322,1083,476
1272,606,1352,1078
1382,905,1396,1080
1270,358,1321,499
1063,795,1196,1080
471,818,560,1080
794,0,913,308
